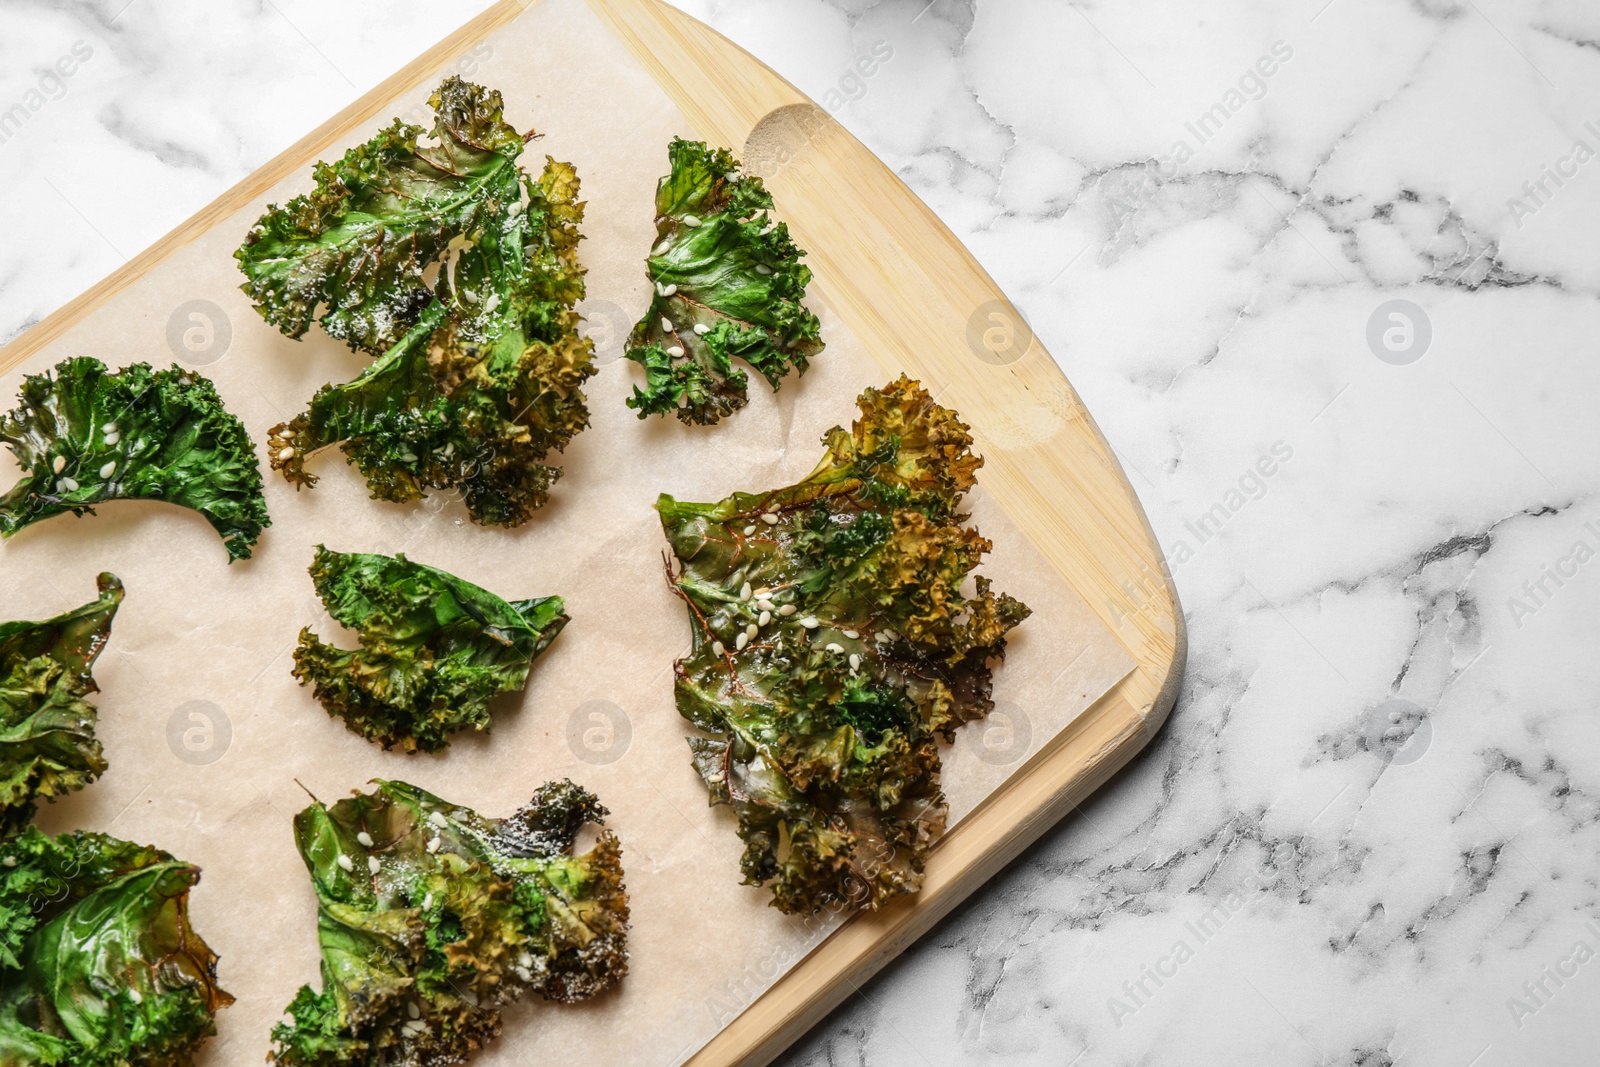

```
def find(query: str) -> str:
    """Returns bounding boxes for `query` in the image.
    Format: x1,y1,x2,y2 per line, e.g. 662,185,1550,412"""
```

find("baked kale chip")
625,138,823,425
270,779,628,1067
237,77,595,526
658,376,1031,914
0,574,123,836
294,546,568,753
0,358,270,562
0,827,233,1067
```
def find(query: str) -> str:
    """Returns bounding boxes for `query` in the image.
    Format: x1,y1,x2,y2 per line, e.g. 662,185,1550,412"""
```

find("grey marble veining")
4,1,1599,1065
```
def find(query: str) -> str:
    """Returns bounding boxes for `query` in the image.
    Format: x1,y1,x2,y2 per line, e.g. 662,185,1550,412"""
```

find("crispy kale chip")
0,358,270,562
237,77,595,527
0,827,233,1066
270,779,628,1067
294,546,568,753
0,574,123,837
625,138,823,425
658,376,1031,913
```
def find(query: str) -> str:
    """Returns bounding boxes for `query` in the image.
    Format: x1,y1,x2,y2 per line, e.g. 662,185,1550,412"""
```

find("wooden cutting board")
0,1,1183,1063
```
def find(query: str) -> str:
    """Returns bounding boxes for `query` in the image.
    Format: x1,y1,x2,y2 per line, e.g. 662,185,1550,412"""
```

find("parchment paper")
1,3,1134,1063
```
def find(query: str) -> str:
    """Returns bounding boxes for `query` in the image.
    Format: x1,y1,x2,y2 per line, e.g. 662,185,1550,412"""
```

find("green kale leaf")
657,376,1031,914
625,138,823,425
0,358,270,562
294,546,568,753
270,779,629,1067
0,574,123,837
0,827,233,1066
237,77,595,527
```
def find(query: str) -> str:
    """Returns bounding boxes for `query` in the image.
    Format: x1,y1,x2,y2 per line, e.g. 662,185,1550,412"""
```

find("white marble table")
4,2,1597,1064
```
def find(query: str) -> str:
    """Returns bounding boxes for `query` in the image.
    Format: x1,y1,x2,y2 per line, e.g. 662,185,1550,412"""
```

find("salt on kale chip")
236,76,595,528
0,358,270,562
0,826,233,1067
0,574,123,837
657,376,1031,914
294,546,568,753
270,779,628,1067
625,138,823,425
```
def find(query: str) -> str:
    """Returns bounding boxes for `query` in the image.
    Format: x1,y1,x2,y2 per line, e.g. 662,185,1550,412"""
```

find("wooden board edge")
0,0,534,375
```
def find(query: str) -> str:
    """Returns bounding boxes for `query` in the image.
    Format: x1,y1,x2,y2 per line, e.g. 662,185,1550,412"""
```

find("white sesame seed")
756,264,773,275
369,856,381,874
408,1001,421,1019
422,893,433,910
2,857,15,868
799,617,819,628
653,239,671,255
711,640,725,656
659,283,678,297
356,831,373,847
52,456,66,474
825,643,844,654
693,323,711,336
756,598,775,612
60,477,78,492
843,630,860,640
103,423,117,435
745,623,759,640
336,854,353,872
761,513,779,525
740,582,752,601
428,811,447,828
849,654,861,670
99,461,116,479
133,439,146,452
277,446,296,462
667,346,685,357
735,632,749,651
682,214,702,227
778,604,797,616
743,525,756,535
103,432,119,446
758,611,771,626
661,317,674,333
427,837,441,853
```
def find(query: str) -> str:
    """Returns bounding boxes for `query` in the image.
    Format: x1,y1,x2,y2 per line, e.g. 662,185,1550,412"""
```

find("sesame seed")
422,893,433,910
99,461,116,479
357,831,373,847
735,632,749,651
52,456,66,474
745,622,759,640
277,447,296,462
711,640,726,656
825,643,844,654
408,1002,421,1019
659,283,678,297
60,477,78,492
740,582,752,601
336,854,353,872
849,654,861,670
756,598,775,612
103,423,117,435
759,610,771,626
661,317,674,333
667,346,685,357
103,432,119,446
683,214,702,227
761,513,779,525
653,238,671,255
1,857,15,868
427,837,441,853
778,604,797,616
756,264,773,275
742,524,756,535
693,323,711,336
133,439,146,452
799,617,819,628
428,811,447,828
369,856,381,874
843,630,860,640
